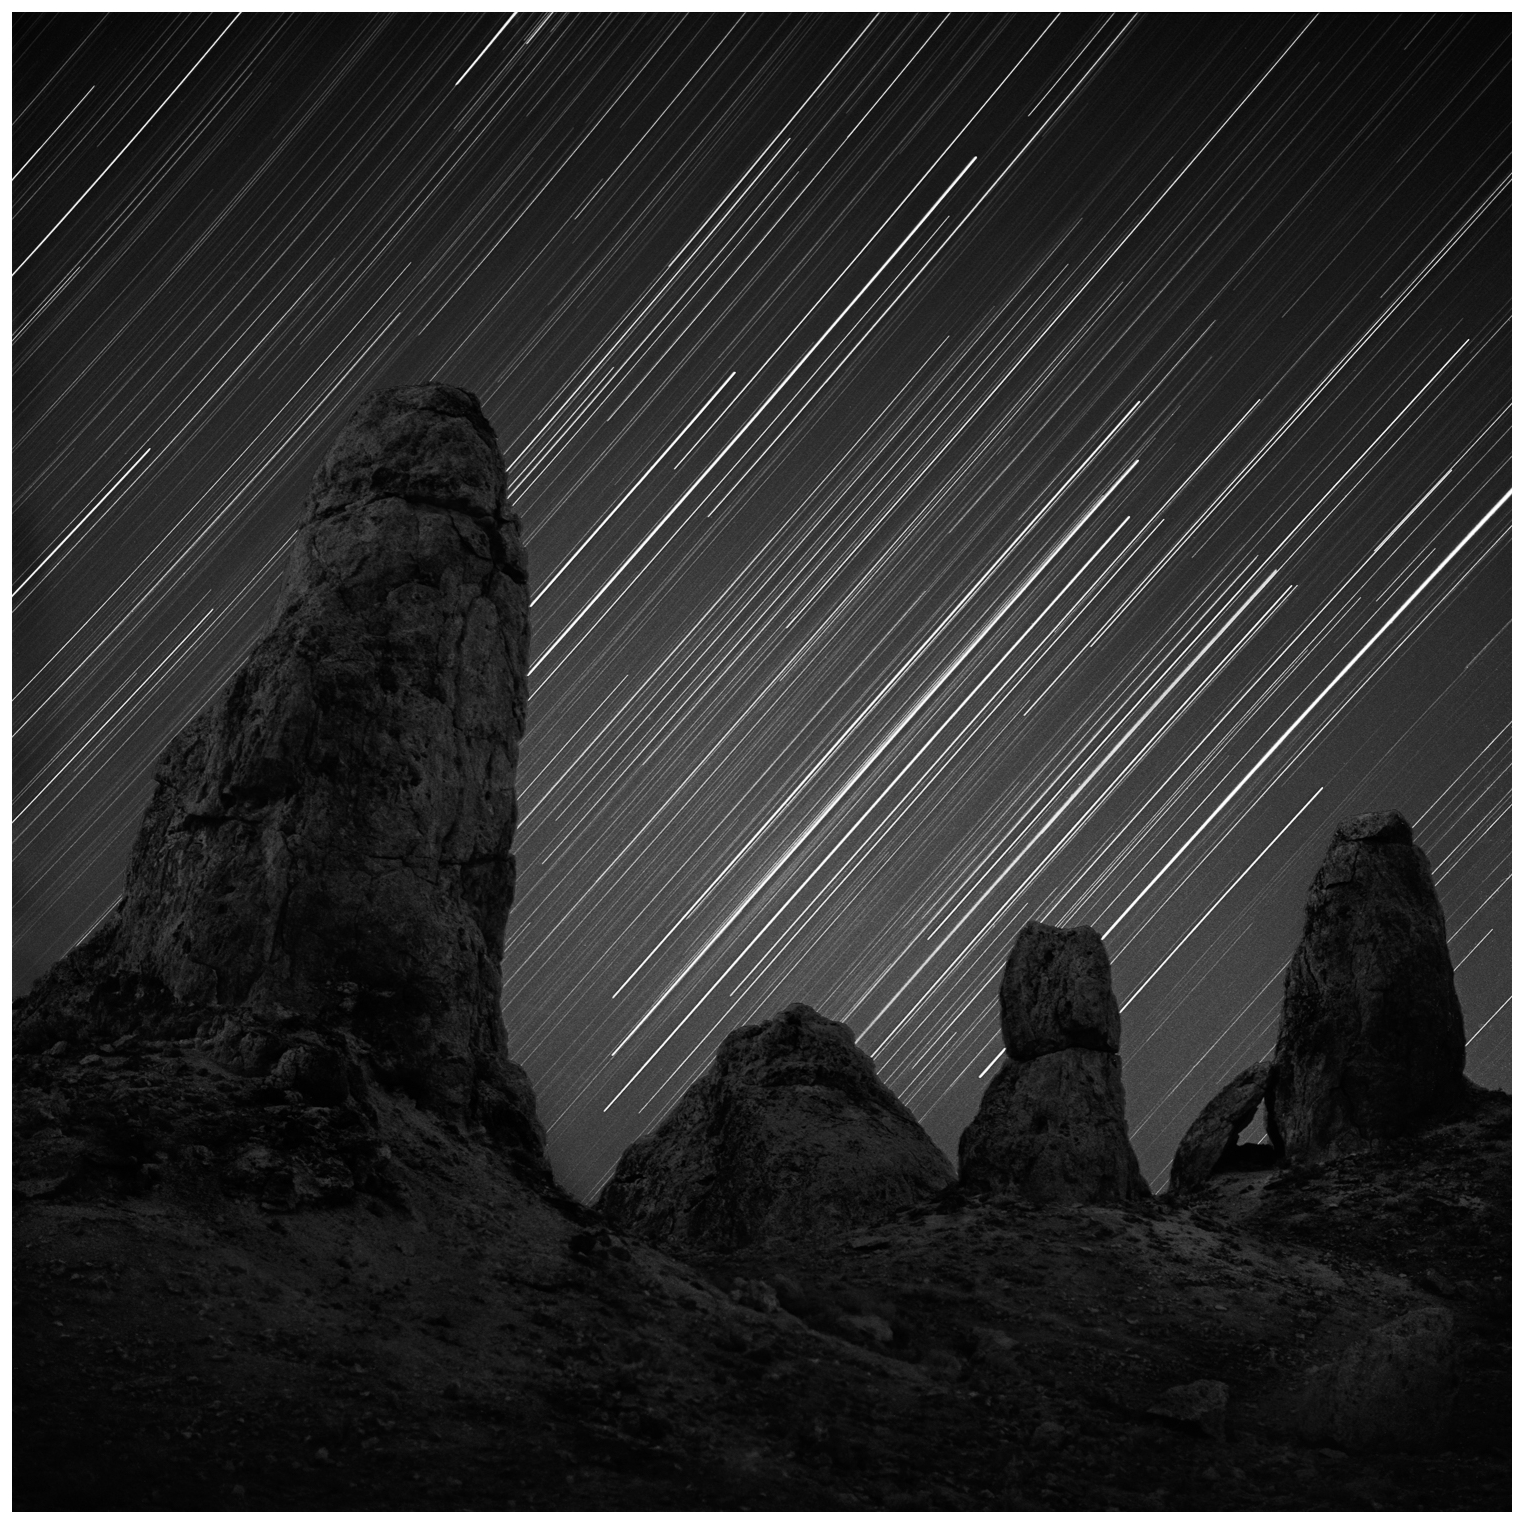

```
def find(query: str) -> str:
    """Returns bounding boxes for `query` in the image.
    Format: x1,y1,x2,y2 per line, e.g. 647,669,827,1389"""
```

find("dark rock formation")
999,922,1121,1059
959,1048,1147,1202
13,999,1511,1511
1168,1060,1272,1195
14,384,540,1150
1266,811,1467,1163
597,1003,954,1254
958,922,1147,1203
1276,1306,1458,1453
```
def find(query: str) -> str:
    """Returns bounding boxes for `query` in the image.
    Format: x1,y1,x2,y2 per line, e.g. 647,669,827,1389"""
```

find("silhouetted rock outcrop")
999,920,1121,1058
597,1003,954,1253
959,922,1148,1202
15,384,541,1151
1168,1060,1272,1195
1266,811,1466,1163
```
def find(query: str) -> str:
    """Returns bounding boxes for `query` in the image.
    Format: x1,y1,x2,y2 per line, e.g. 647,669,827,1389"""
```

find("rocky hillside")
13,386,1509,1511
12,1049,1508,1510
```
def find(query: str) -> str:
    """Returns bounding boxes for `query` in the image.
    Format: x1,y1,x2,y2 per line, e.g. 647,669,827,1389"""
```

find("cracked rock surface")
597,1004,955,1254
1267,811,1467,1163
998,921,1121,1060
959,922,1148,1203
960,1046,1149,1203
14,383,538,1145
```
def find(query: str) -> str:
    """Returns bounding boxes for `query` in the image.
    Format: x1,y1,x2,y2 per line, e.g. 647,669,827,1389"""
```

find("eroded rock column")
21,384,540,1147
958,922,1148,1203
1266,810,1467,1162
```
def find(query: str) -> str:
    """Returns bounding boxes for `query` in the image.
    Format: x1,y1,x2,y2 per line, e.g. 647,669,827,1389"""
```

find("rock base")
958,1048,1148,1203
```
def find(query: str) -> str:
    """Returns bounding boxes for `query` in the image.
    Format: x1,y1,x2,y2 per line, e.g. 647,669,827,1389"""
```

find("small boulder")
921,1349,965,1381
1277,1306,1457,1452
13,1133,93,1199
596,1003,953,1254
269,1043,351,1107
837,1313,893,1344
771,1274,812,1316
1417,1267,1455,1298
1168,1060,1272,1194
1267,811,1467,1161
730,1279,780,1314
1148,1379,1229,1441
971,1325,1016,1357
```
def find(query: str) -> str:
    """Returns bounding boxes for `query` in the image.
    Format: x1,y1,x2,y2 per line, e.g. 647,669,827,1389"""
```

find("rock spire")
1265,810,1467,1161
958,922,1148,1203
16,384,540,1149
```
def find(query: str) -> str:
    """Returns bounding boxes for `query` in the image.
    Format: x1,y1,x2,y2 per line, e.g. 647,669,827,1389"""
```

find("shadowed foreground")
12,1050,1508,1511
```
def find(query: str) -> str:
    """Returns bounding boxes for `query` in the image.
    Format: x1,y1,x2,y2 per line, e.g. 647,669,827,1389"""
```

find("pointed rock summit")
1265,810,1467,1162
959,923,1148,1203
597,1003,954,1254
16,384,541,1150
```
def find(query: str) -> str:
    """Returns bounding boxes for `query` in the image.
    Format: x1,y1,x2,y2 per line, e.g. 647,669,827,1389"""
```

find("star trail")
14,13,1510,1198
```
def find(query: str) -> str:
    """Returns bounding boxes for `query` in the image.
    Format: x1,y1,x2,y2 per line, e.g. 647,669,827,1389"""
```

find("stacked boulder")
958,922,1148,1203
1265,810,1468,1161
14,384,542,1153
597,1003,954,1253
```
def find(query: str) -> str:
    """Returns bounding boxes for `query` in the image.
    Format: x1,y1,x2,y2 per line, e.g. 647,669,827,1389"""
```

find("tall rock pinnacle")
958,923,1149,1203
1266,810,1467,1161
19,384,540,1146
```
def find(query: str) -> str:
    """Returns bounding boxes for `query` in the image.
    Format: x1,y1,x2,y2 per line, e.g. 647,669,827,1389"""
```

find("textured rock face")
1168,1060,1272,1195
958,1048,1147,1202
1266,811,1466,1162
999,922,1121,1060
1278,1307,1457,1453
597,1004,954,1254
958,923,1147,1203
17,385,539,1146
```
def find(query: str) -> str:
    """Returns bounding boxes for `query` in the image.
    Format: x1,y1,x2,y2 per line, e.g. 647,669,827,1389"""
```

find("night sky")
14,12,1511,1200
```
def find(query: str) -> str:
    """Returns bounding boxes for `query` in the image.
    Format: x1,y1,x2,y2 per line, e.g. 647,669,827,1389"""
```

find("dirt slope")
13,1037,1509,1511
